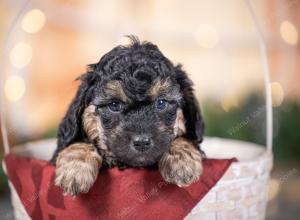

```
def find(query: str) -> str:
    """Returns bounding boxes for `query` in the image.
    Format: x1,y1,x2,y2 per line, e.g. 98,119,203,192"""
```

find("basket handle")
245,0,273,153
1,0,31,155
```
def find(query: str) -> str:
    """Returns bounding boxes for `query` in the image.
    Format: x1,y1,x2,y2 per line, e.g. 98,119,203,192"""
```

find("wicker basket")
185,138,273,220
3,137,272,220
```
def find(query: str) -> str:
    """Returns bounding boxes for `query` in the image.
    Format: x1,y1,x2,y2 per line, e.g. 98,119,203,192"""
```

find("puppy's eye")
155,99,168,110
108,101,123,112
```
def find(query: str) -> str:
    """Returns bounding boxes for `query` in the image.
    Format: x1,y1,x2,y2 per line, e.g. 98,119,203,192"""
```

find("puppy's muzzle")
131,134,153,152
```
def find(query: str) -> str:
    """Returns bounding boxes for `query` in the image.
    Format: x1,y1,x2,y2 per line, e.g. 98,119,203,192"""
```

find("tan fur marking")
148,78,172,98
82,105,107,150
55,143,102,196
105,80,129,102
159,137,203,186
174,108,186,137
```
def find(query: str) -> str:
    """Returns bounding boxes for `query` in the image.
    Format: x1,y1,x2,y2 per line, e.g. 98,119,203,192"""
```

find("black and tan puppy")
51,36,205,196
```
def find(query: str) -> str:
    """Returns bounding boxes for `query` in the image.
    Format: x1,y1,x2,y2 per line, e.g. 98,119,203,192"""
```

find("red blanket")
5,153,235,220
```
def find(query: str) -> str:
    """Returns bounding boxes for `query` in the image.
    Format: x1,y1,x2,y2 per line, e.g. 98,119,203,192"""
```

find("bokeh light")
268,178,280,201
271,82,284,107
4,75,26,102
280,20,298,45
194,24,219,49
9,42,32,68
118,36,132,45
21,9,46,33
221,94,239,112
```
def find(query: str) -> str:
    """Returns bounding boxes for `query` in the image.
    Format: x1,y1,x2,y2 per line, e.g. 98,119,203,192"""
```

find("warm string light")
280,20,298,45
271,82,284,107
118,36,132,45
5,9,46,103
21,9,46,34
194,25,219,49
221,94,239,112
268,178,280,201
4,75,26,102
9,42,32,68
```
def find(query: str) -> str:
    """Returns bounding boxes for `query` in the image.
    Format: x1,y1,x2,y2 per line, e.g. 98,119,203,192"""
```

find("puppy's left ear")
51,66,100,163
174,65,205,145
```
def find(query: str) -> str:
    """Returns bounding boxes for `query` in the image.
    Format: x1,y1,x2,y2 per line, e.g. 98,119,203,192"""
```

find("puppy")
51,36,205,196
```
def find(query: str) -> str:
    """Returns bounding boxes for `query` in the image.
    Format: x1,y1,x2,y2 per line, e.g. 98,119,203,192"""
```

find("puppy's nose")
132,135,152,152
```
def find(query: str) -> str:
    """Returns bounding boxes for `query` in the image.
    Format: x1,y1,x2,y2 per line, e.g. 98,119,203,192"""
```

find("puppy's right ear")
51,69,99,163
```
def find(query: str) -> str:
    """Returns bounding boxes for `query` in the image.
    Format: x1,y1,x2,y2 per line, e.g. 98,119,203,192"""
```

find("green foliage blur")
203,93,300,163
0,155,8,193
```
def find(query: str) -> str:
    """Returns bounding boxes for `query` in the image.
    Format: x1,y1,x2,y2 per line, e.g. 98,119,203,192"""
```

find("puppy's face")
85,78,185,167
54,37,204,168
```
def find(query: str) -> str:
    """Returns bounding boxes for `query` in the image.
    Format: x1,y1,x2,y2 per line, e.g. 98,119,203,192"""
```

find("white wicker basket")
3,137,272,220
186,138,272,220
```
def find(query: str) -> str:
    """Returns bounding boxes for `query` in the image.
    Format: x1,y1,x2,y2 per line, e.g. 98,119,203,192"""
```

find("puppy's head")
56,36,204,167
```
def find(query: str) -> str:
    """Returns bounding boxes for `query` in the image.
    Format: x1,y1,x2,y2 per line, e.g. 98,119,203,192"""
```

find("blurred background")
0,0,299,219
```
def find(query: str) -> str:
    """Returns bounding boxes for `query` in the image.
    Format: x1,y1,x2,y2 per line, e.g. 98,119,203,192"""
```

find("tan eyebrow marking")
104,80,129,102
148,78,172,99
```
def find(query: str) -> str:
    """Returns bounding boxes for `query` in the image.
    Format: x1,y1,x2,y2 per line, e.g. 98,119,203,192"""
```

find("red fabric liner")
5,153,236,220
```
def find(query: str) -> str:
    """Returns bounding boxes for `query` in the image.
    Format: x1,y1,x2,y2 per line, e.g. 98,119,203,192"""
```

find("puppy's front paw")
159,138,203,187
55,143,102,196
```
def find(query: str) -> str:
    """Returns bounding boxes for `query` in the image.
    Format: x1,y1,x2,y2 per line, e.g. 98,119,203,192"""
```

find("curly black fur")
51,36,204,167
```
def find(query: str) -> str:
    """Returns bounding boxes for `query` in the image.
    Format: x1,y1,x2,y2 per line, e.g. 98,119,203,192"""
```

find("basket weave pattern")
185,153,272,220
